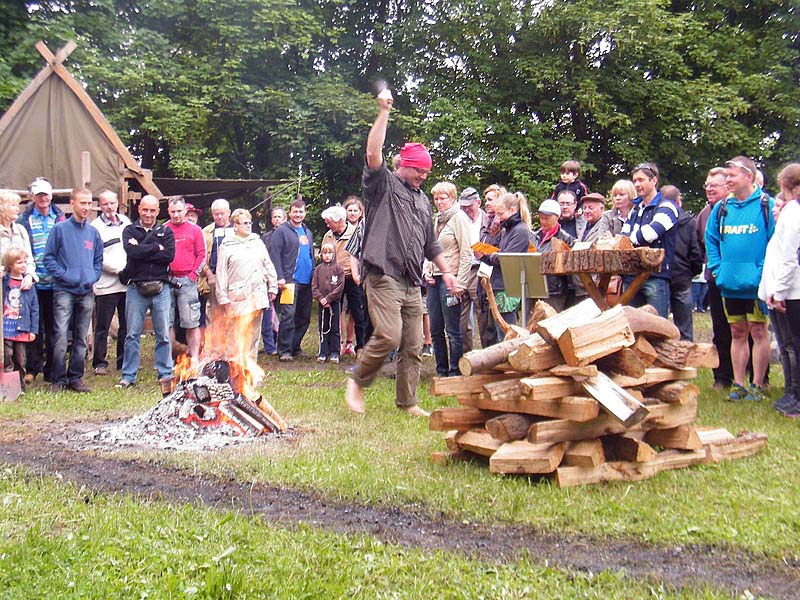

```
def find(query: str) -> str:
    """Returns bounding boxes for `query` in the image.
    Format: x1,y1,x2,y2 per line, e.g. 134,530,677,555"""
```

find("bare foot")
401,405,430,418
345,378,365,413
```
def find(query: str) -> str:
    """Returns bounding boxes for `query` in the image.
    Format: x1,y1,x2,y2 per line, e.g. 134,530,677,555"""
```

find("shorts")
723,297,768,324
170,277,202,328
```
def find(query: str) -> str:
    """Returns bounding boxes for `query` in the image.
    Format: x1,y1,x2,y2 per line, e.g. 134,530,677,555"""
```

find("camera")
169,276,183,289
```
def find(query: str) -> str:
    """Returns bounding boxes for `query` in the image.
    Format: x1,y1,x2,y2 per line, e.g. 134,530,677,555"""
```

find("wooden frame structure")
0,41,161,212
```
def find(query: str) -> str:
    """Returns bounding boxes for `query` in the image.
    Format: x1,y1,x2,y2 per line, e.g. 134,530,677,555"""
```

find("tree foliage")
1,0,797,212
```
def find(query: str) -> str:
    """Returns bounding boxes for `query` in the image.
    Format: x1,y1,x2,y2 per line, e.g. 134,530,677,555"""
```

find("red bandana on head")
399,143,432,170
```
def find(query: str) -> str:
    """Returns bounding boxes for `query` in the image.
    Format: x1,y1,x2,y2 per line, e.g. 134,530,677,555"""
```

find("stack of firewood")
429,299,767,488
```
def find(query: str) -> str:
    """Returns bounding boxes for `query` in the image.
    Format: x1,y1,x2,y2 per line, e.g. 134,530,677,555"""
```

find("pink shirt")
166,221,206,281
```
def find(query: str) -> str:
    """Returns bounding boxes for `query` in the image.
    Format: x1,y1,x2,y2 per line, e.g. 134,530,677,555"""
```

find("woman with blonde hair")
0,191,36,289
215,208,278,363
475,192,531,332
596,179,636,238
423,182,472,376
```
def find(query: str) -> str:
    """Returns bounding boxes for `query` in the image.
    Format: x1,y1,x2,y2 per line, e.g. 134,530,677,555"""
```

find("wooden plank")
651,340,720,369
454,429,503,457
506,333,563,373
622,306,680,340
596,347,646,378
647,382,700,405
563,439,605,467
557,305,635,366
444,430,459,451
695,427,735,445
519,376,581,400
645,425,702,450
548,364,598,378
611,367,697,388
555,449,708,488
485,413,537,442
429,407,497,431
527,395,600,422
527,399,697,444
703,431,768,463
630,335,658,366
482,378,525,403
459,334,530,375
430,373,511,396
602,434,657,462
582,372,649,427
489,441,565,474
525,300,558,331
536,298,602,344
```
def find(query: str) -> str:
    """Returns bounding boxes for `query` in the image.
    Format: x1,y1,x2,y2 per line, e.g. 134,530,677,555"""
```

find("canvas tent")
0,41,160,204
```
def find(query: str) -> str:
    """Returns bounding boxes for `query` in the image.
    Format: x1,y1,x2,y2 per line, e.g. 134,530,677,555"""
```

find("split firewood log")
651,339,719,369
622,306,680,340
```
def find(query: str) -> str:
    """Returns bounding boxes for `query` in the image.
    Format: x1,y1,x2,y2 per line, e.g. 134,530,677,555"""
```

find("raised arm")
366,96,393,170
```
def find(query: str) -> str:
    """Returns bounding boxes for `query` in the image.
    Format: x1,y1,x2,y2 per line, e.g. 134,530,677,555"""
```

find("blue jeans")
625,276,670,318
261,304,277,354
427,276,463,376
670,284,694,341
122,283,173,383
52,291,94,385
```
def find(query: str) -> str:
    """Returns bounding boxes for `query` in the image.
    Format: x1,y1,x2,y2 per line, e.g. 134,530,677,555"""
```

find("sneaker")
68,381,92,393
23,373,35,385
94,366,108,376
329,355,340,364
782,398,800,418
728,384,748,402
115,379,135,389
774,394,797,413
745,385,766,402
279,354,294,362
342,342,355,356
421,344,433,357
317,356,328,363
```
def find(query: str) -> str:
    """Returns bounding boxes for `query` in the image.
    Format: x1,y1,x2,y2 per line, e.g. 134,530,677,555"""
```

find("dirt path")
1,433,797,599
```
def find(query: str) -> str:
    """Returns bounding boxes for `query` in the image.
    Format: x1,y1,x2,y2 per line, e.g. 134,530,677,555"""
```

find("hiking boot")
68,381,92,393
50,383,63,393
421,344,433,357
774,394,797,413
728,384,748,402
780,397,800,418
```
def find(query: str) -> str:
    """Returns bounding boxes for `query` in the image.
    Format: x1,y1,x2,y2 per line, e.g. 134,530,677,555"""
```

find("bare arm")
366,97,393,170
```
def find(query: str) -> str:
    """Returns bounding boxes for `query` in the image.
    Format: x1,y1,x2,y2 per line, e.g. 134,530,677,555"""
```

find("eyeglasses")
412,167,431,176
726,160,753,175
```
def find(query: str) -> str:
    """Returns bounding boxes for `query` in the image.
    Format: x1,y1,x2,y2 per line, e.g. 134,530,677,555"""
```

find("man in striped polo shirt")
620,162,679,317
18,178,66,383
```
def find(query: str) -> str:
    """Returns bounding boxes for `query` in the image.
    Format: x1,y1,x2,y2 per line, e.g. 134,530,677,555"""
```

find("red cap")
185,202,202,215
399,143,432,170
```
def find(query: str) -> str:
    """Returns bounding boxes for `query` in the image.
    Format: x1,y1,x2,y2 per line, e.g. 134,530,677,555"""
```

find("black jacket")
122,220,175,283
481,212,531,291
670,209,703,289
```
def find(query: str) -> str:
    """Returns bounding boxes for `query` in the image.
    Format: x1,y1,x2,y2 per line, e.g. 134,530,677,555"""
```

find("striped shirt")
621,191,679,277
26,209,60,289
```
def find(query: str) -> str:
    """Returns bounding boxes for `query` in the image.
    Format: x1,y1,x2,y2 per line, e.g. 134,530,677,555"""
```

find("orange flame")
174,352,195,382
202,307,265,396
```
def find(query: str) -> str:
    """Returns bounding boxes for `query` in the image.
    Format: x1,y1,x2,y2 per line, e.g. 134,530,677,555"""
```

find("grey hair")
210,198,230,212
321,205,347,222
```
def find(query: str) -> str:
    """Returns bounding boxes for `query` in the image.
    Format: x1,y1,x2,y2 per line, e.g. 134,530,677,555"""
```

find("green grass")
0,470,730,599
2,312,798,562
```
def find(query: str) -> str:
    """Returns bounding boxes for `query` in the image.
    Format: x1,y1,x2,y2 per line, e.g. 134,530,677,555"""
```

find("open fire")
85,310,288,451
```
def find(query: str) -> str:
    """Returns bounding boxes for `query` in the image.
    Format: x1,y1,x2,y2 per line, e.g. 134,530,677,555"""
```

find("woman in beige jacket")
423,182,473,376
215,209,278,363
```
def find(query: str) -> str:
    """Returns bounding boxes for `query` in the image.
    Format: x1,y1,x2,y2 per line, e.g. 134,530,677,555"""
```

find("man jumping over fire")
344,87,457,417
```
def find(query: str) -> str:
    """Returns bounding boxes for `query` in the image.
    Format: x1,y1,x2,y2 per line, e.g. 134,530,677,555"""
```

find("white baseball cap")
30,179,53,196
537,199,561,217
